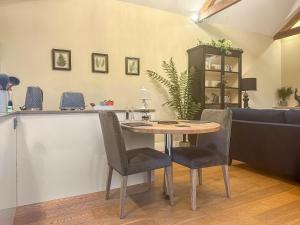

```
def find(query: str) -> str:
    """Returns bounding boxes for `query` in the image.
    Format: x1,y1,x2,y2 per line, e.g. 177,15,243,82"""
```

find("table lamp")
138,87,151,109
138,87,151,121
241,78,257,108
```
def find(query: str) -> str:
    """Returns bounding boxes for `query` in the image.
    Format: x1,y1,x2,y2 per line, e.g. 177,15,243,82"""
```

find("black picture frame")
92,53,109,73
125,57,140,75
52,49,71,71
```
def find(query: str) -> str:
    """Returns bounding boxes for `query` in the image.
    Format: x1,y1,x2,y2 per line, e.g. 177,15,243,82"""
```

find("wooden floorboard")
14,161,300,225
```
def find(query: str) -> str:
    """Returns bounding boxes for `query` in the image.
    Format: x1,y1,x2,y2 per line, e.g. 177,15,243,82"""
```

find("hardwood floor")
14,161,300,225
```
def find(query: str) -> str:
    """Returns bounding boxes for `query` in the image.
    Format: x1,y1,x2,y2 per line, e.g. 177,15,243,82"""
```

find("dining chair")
60,92,85,110
171,109,232,210
99,111,174,219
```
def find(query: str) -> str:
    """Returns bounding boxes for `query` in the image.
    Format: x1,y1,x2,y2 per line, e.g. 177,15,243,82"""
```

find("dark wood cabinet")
187,45,243,118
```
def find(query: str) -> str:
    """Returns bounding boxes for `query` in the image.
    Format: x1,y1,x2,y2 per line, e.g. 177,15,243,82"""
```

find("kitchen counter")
0,109,155,215
0,108,155,117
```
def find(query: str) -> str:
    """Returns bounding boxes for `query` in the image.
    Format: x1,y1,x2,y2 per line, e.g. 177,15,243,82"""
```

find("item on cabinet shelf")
205,95,209,103
211,64,221,70
241,78,257,108
22,87,43,111
52,49,71,71
294,88,300,107
276,86,293,107
211,80,219,87
216,80,228,88
224,95,231,104
205,61,211,70
92,53,108,73
225,65,233,72
211,93,220,104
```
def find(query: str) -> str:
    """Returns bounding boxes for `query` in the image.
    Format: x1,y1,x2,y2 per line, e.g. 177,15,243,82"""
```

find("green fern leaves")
146,58,201,120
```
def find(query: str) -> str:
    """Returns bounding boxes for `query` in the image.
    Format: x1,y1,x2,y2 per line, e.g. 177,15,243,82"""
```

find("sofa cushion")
231,108,286,123
285,110,300,125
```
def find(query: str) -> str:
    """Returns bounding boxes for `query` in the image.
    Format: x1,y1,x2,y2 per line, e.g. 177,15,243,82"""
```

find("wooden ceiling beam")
273,9,300,40
273,27,300,40
198,0,241,22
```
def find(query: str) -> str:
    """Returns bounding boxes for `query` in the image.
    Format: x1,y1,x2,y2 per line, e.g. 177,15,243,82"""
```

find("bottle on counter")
7,100,13,113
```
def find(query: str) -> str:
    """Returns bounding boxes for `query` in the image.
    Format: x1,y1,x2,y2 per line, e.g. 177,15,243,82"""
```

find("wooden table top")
121,121,221,135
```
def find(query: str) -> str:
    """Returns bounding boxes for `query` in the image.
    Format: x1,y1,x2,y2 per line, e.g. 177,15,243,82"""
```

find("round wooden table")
122,121,221,156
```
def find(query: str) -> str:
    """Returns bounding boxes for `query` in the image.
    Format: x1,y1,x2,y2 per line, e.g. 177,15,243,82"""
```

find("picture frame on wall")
92,53,109,73
52,49,71,71
125,57,140,75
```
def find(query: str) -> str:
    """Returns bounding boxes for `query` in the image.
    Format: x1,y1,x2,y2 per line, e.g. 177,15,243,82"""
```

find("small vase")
278,100,288,106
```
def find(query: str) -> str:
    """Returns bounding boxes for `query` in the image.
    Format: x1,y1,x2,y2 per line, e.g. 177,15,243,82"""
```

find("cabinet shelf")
205,69,221,73
224,71,239,74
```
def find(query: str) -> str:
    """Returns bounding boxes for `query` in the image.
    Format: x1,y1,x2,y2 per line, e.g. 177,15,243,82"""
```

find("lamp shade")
241,78,257,91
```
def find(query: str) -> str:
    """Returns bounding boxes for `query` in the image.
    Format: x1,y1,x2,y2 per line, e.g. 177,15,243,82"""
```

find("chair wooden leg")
147,170,152,190
222,165,231,198
198,168,203,186
105,166,113,200
165,166,174,205
119,176,128,219
190,169,198,211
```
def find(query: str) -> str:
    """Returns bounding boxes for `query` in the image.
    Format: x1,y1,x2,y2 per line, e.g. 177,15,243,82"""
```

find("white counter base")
16,113,154,206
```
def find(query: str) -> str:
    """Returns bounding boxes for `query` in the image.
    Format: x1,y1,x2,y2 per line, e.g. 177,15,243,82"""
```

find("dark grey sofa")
230,108,300,182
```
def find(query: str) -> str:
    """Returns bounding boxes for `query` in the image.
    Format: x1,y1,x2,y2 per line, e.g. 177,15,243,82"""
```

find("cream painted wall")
0,0,281,120
281,35,300,106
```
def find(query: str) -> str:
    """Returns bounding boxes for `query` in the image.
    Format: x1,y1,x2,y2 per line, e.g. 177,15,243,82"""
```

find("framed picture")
52,49,71,71
125,57,140,75
92,53,109,73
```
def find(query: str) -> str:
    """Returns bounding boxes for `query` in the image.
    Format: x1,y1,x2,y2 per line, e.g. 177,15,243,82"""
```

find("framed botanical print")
125,57,140,75
52,49,71,71
92,53,109,73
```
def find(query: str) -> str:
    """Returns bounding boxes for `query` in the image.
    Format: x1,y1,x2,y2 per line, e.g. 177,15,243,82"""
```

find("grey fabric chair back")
99,111,128,175
25,86,43,110
60,92,85,110
196,109,232,158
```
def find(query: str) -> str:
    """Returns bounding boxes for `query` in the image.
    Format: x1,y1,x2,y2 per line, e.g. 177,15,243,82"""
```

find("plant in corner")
198,39,242,55
146,58,201,145
277,86,293,106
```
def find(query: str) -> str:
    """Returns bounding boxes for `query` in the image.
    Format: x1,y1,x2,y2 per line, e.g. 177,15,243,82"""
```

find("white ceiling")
120,0,205,17
119,0,300,37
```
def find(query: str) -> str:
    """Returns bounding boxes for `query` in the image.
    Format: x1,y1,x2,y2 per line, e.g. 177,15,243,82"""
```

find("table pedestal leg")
163,133,173,199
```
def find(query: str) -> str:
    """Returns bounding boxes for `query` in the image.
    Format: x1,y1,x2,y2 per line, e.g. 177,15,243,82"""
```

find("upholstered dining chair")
99,111,174,219
172,109,232,210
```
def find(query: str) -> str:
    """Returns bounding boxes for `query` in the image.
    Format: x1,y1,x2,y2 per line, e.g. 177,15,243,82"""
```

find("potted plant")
146,58,201,146
277,87,293,106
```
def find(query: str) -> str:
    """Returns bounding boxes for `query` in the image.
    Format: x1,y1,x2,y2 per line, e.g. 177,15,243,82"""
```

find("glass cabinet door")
204,54,222,109
223,55,241,108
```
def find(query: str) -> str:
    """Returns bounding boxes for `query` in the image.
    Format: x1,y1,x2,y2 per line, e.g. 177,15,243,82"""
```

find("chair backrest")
196,109,232,158
60,92,85,110
99,111,128,175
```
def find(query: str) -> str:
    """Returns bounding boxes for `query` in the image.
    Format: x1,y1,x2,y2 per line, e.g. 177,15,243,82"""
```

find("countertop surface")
0,109,155,118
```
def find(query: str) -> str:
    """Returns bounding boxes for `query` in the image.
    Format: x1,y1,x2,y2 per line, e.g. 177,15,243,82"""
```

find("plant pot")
179,141,190,147
278,100,288,106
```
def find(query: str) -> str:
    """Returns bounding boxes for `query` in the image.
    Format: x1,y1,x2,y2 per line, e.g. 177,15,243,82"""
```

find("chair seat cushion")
172,147,227,169
127,148,171,175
